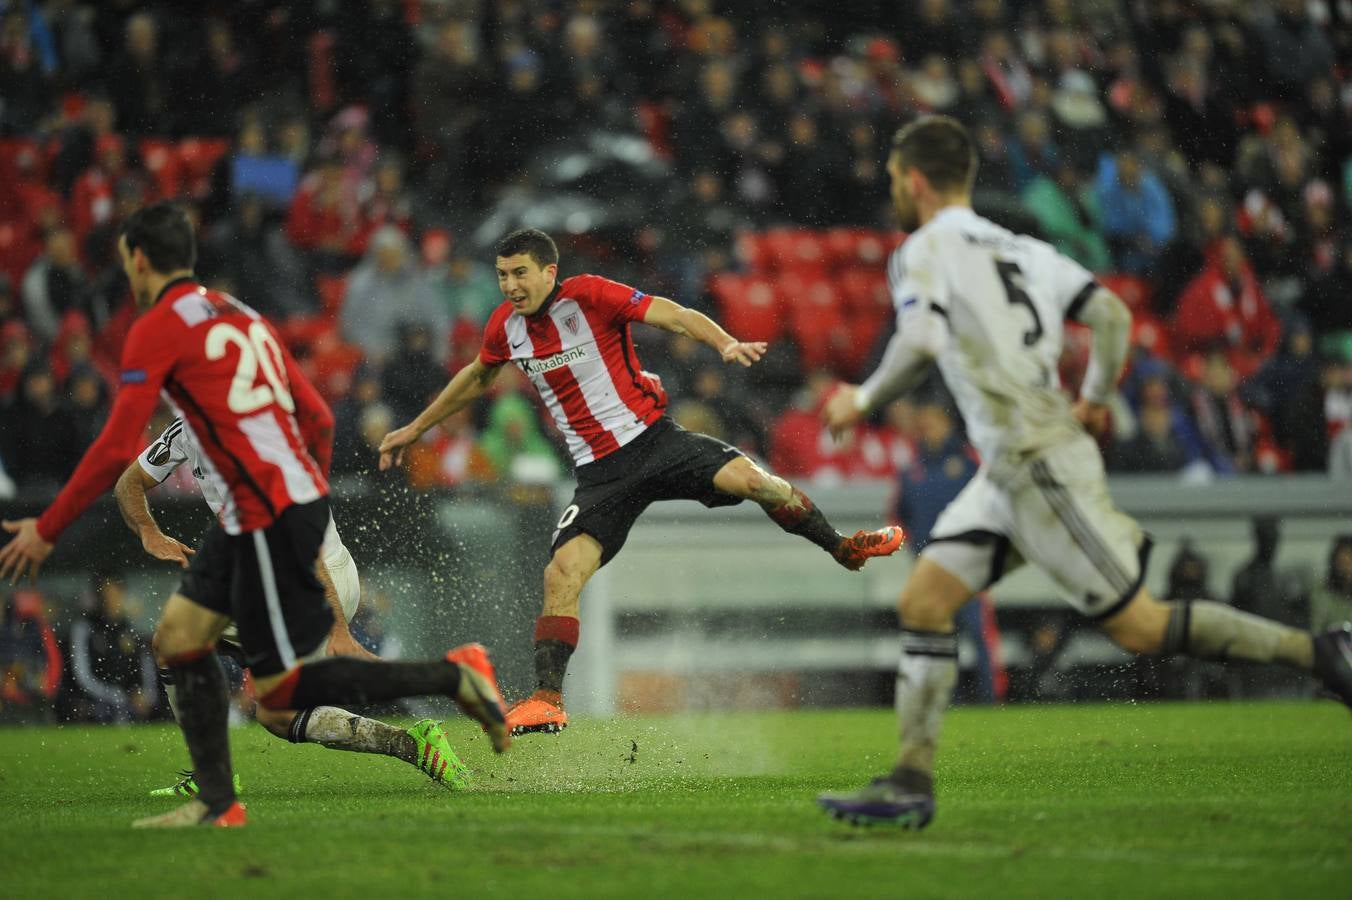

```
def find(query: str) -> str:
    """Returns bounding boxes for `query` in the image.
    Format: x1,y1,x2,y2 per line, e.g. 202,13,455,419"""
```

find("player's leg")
235,499,512,754
134,592,241,827
251,703,469,789
1019,436,1351,705
818,555,981,827
819,473,1020,828
1098,587,1352,705
711,455,903,570
507,479,649,734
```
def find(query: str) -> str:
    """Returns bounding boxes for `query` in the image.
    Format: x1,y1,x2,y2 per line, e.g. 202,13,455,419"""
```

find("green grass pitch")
1,702,1348,899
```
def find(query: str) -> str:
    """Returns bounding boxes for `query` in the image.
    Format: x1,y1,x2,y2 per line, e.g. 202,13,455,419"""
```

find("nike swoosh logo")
511,339,526,349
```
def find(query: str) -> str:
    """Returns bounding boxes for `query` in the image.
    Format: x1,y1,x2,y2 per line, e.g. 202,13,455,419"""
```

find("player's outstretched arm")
1072,286,1131,440
113,462,194,568
822,317,945,441
378,358,502,470
641,296,767,367
316,561,376,659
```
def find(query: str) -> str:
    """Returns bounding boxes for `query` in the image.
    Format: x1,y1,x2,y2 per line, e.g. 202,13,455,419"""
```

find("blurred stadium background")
1,0,1351,729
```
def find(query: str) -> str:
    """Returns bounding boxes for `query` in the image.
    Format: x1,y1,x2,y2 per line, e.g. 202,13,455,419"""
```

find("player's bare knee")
254,704,294,737
1101,592,1168,655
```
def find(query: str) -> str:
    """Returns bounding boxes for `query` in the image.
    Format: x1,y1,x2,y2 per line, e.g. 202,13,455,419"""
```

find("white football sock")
895,629,959,776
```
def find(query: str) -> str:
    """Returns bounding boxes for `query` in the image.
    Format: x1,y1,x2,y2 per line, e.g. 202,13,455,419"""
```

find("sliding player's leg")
242,500,511,756
711,455,903,570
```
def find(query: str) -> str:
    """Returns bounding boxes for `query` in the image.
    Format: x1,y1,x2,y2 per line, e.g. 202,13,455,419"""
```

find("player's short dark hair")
495,228,558,269
891,115,978,193
119,202,196,272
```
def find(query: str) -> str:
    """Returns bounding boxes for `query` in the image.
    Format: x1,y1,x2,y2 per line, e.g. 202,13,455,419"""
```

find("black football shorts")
551,417,745,566
179,497,334,676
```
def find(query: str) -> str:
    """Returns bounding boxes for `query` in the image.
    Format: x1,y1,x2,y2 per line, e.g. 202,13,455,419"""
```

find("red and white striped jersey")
37,278,333,541
479,275,668,466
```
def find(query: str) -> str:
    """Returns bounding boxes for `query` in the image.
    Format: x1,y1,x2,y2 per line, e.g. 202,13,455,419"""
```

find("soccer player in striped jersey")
115,417,470,797
378,228,905,736
817,115,1352,828
0,203,510,828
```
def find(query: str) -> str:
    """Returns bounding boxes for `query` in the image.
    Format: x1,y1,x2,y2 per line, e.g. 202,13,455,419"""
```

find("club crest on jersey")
563,313,580,335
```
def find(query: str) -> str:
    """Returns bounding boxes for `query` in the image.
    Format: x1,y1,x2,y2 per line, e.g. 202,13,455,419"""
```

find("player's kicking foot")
833,526,906,571
505,690,569,736
132,798,247,828
407,718,471,789
149,771,242,799
446,643,511,753
1312,622,1352,710
818,776,935,829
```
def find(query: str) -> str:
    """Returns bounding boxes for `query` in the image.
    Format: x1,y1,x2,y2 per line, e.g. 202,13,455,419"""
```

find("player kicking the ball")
378,228,904,735
817,116,1352,829
0,203,510,828
115,417,470,797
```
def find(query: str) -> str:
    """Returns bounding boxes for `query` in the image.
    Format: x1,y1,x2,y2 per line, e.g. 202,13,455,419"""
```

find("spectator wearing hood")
1242,317,1327,471
1094,146,1176,275
1021,157,1111,272
66,573,157,724
479,391,562,484
21,226,94,344
340,226,449,366
1173,236,1281,378
1,363,79,487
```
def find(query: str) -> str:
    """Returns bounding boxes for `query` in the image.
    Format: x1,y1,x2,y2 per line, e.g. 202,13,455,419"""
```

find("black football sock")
274,658,461,709
763,486,844,553
533,616,579,696
158,666,180,721
1163,600,1313,670
167,651,235,815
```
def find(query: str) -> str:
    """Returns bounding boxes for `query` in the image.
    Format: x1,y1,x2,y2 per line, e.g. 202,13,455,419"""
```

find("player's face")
887,152,918,230
117,236,153,310
496,253,558,316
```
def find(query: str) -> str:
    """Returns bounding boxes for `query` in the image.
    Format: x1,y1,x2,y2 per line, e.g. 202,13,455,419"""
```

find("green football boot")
149,771,243,799
407,718,471,789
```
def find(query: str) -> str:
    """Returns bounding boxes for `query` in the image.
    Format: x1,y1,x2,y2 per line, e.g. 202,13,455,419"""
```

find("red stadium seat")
837,268,891,317
710,272,785,343
138,138,181,199
1099,273,1151,312
315,273,349,321
733,231,769,272
176,138,230,198
782,275,846,371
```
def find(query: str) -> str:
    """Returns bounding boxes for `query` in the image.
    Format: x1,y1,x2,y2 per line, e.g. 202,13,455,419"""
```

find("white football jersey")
138,418,345,563
888,206,1097,468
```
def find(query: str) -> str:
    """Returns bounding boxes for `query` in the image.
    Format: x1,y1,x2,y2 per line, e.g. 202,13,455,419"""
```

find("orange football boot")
505,689,569,735
446,643,511,752
834,526,906,571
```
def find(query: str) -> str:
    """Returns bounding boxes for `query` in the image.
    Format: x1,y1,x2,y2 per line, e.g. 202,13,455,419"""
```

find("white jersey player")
114,417,471,797
817,115,1352,829
134,417,361,627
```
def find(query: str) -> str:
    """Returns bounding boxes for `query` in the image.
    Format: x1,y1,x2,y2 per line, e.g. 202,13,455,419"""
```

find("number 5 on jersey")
206,321,296,415
995,260,1044,347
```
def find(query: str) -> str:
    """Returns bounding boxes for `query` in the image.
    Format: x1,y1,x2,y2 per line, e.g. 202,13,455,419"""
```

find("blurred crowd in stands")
2,0,1352,506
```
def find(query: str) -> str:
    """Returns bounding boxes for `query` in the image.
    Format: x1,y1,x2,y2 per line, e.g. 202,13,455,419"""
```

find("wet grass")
1,701,1348,899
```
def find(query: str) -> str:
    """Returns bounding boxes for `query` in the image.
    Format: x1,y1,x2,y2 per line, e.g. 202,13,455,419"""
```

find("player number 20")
205,321,296,415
